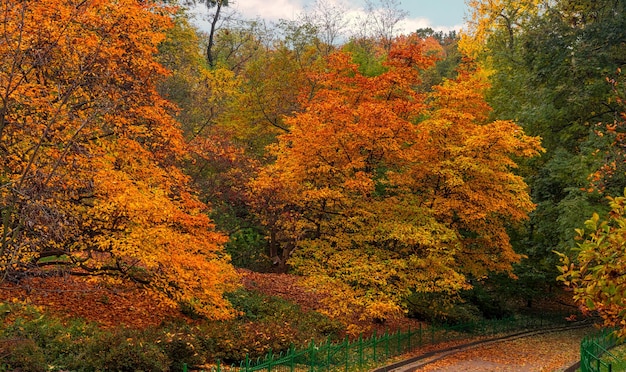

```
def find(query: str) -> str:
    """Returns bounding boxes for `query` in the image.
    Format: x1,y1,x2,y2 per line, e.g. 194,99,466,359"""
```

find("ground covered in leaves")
0,270,588,372
0,276,182,329
0,270,421,334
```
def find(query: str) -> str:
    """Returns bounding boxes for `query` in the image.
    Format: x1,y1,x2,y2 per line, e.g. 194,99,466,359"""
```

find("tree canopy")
5,0,626,331
250,35,542,319
0,0,238,319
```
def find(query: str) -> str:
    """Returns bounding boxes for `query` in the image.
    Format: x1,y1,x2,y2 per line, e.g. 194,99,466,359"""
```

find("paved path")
374,324,592,372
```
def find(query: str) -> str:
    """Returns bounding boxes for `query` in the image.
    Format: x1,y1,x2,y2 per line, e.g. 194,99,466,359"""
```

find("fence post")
309,340,316,372
268,348,273,372
358,334,364,369
396,330,401,355
406,326,411,352
418,323,422,348
431,324,435,344
344,336,350,372
385,330,390,359
406,323,410,351
373,329,378,362
326,338,331,372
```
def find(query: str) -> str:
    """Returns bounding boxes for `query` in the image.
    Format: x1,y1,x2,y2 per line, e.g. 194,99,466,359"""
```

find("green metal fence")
580,328,623,372
202,315,569,372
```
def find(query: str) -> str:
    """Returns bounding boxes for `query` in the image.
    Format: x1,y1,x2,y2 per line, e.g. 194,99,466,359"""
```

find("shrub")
1,338,47,372
0,291,345,370
464,283,514,320
405,292,482,325
73,331,170,371
225,228,272,271
0,303,91,369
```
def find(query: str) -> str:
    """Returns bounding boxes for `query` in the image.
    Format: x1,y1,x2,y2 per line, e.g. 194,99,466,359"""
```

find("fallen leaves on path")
417,326,593,372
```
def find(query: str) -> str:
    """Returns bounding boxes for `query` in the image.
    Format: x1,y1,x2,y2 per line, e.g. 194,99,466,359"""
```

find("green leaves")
559,190,626,336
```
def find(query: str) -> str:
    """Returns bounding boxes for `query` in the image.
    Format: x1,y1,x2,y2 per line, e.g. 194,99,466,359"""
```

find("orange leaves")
0,0,238,320
410,65,543,276
252,35,542,321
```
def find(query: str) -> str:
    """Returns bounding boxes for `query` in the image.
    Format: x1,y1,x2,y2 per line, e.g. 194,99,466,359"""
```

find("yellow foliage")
0,0,238,319
461,0,544,58
250,35,543,320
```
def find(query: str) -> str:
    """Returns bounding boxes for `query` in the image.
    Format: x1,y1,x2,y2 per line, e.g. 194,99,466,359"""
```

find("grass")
599,342,626,371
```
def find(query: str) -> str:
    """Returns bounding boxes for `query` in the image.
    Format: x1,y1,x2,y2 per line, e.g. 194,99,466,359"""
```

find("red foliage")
0,276,185,329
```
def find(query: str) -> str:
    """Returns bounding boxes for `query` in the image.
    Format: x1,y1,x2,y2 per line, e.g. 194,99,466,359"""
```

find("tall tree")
157,13,266,269
0,0,238,319
463,0,626,301
352,0,409,51
250,35,542,320
185,0,231,67
301,0,350,55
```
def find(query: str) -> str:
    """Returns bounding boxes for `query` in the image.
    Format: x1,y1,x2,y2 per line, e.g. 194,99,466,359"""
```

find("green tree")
465,0,626,302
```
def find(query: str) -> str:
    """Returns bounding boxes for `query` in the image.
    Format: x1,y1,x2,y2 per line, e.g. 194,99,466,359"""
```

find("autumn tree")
0,0,238,319
462,0,626,303
415,29,462,92
184,0,231,67
250,34,542,321
157,13,268,269
558,192,626,337
158,11,329,271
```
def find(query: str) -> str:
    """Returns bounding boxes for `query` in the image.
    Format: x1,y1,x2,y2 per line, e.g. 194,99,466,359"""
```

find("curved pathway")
373,323,593,372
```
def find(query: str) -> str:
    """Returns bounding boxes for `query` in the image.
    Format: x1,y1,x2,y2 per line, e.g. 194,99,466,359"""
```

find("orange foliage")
250,34,543,321
0,0,238,319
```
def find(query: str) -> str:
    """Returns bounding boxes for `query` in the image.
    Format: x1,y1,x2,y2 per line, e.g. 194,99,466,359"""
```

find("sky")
190,0,469,35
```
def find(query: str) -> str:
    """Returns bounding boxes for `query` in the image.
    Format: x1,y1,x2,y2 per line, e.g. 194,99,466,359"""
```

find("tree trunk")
206,0,222,68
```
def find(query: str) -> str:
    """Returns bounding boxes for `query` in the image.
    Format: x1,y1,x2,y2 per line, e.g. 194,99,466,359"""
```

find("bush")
464,283,514,320
1,338,47,372
226,289,343,339
186,290,343,363
0,302,170,371
225,228,272,271
1,303,91,370
405,292,482,325
155,328,206,372
0,292,345,370
74,331,170,371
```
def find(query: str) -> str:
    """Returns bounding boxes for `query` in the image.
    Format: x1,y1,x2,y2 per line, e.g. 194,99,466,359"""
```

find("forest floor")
0,269,422,332
0,269,589,371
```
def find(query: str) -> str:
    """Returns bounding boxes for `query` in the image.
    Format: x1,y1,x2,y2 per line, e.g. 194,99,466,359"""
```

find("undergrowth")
0,289,344,372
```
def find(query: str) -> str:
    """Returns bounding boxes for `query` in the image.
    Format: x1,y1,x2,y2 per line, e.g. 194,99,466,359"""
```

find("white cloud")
230,0,305,21
398,17,462,35
187,0,460,37
397,17,431,34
